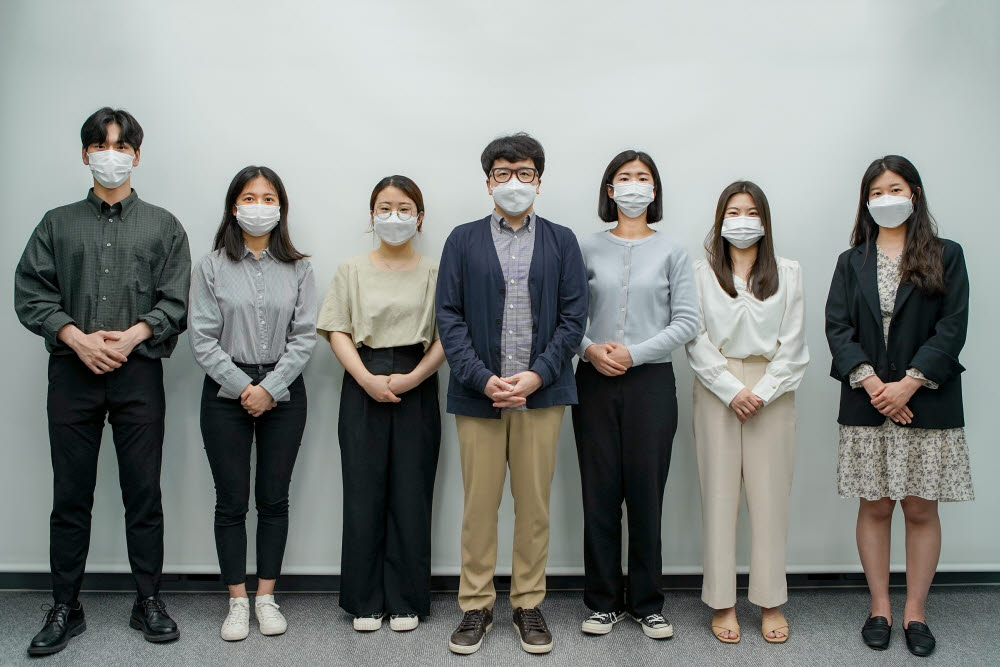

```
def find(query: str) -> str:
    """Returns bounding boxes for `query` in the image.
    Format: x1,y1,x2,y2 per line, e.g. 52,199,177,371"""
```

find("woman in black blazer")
825,155,973,658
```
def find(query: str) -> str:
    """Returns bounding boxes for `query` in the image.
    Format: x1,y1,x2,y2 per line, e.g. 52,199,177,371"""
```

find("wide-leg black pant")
571,361,678,617
200,365,307,585
47,354,166,604
338,344,441,616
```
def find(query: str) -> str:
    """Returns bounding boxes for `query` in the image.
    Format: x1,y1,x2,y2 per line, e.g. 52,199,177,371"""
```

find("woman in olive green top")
317,175,444,634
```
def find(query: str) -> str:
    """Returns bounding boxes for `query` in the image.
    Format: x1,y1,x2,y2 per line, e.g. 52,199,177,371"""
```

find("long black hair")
850,155,944,296
213,166,308,263
705,181,778,300
597,149,663,223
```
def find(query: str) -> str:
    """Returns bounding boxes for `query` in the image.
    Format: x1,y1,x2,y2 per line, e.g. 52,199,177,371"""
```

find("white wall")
1,0,996,577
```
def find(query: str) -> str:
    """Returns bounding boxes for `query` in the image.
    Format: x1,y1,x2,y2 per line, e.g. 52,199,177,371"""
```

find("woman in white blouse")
685,180,808,645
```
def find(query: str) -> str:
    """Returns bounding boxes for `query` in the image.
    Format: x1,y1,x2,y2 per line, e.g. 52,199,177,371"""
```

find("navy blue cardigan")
435,214,589,418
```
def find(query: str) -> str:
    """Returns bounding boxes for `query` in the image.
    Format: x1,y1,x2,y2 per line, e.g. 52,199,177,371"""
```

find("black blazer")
825,239,968,428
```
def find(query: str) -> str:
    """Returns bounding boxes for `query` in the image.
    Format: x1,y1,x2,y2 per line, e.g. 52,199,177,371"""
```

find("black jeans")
338,345,441,616
200,364,307,586
47,354,166,604
571,361,678,617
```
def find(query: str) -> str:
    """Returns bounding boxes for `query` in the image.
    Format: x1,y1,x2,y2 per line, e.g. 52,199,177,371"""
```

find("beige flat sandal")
711,611,740,644
762,613,789,644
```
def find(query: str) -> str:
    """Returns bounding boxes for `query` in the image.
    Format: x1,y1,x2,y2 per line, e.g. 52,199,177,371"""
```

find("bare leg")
256,578,276,596
712,605,739,640
228,583,248,599
857,498,896,623
761,606,786,639
900,496,940,626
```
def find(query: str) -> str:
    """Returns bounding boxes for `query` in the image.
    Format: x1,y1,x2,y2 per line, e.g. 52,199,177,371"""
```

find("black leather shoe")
861,615,891,650
513,607,553,654
129,596,180,642
448,609,492,655
27,602,86,656
904,621,936,657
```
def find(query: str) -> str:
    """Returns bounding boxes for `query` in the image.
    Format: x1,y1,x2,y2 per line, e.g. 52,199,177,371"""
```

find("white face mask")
235,204,281,237
612,182,655,219
491,179,537,215
374,211,419,246
867,194,913,228
721,216,765,249
87,149,135,188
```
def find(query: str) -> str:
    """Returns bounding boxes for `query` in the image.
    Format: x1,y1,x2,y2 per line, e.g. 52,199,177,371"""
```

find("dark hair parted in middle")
480,132,545,176
850,155,945,296
81,107,144,150
213,166,308,263
598,150,663,223
705,181,779,301
368,175,425,231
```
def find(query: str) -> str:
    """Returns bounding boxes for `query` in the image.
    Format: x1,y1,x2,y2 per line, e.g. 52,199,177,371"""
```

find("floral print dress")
837,245,974,501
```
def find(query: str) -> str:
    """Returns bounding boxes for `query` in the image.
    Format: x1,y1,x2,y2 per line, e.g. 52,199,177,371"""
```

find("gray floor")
0,587,994,666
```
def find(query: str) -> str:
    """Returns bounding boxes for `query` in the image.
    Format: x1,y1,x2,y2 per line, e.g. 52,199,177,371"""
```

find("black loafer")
861,615,891,650
904,621,936,657
129,596,180,642
27,602,86,656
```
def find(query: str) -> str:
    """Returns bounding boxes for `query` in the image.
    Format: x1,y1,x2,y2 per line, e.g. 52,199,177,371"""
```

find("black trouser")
47,354,166,604
571,361,678,617
338,344,441,616
200,364,307,586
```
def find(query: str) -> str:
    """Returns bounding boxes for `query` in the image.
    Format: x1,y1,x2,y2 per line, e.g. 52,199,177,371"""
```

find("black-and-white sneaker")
581,610,625,635
633,613,674,639
389,614,419,632
353,612,384,631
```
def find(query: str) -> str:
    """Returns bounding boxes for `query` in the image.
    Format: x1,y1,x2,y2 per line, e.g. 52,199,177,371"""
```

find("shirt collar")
86,188,139,220
490,209,535,234
242,245,272,261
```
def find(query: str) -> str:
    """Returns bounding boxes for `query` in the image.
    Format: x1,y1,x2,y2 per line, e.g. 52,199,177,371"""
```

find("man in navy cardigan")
437,133,588,655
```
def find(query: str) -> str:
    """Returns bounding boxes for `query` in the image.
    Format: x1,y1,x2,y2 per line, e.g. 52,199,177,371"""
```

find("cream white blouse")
685,256,809,406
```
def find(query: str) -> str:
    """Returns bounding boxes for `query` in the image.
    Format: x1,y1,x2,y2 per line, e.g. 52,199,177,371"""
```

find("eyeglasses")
490,167,538,184
374,209,416,222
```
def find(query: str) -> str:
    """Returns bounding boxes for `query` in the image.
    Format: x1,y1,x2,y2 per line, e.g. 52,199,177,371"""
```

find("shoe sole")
27,620,86,656
353,620,383,632
129,617,180,643
449,621,492,654
513,622,553,654
389,619,419,632
220,629,249,642
260,626,287,636
581,615,624,635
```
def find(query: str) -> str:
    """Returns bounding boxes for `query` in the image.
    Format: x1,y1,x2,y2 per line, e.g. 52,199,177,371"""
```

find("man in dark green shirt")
14,107,190,656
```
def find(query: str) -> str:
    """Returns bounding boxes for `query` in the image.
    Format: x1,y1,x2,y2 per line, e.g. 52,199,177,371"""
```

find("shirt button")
511,256,516,260
101,296,107,301
262,344,268,349
507,355,513,360
510,279,515,284
106,242,112,247
257,272,262,277
509,304,514,309
104,269,110,273
508,330,514,335
621,306,626,311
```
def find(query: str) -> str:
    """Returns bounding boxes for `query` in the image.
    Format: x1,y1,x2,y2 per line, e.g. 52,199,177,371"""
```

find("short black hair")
597,150,663,223
480,132,545,176
80,107,144,150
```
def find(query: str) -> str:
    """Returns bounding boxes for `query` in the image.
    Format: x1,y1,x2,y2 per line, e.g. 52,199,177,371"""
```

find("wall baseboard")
2,571,997,593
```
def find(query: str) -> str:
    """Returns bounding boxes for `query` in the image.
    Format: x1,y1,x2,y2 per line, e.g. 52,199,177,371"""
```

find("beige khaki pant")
693,356,796,609
456,406,565,611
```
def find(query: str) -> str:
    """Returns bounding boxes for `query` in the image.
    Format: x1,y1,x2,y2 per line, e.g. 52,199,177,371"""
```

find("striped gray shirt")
189,247,317,401
491,211,535,403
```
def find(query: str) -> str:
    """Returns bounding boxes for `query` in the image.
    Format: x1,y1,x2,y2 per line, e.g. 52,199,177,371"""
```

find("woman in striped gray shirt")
189,166,317,642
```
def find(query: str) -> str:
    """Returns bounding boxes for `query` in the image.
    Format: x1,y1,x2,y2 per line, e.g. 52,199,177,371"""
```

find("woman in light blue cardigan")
571,150,700,640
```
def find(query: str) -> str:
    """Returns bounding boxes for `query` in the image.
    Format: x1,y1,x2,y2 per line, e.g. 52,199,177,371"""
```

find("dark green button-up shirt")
14,189,191,359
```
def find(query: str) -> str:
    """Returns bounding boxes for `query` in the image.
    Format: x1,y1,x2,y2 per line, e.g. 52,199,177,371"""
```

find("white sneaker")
581,610,625,635
353,612,384,631
390,614,419,632
220,597,250,641
633,613,674,639
255,594,287,636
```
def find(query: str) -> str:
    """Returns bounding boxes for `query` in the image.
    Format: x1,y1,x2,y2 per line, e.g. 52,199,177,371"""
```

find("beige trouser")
456,406,565,611
693,356,796,609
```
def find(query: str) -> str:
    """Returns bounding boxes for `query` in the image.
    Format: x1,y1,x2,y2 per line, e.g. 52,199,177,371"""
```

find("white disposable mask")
374,212,419,246
721,216,765,249
491,179,537,215
612,182,655,218
867,194,913,228
87,149,135,188
235,204,281,237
